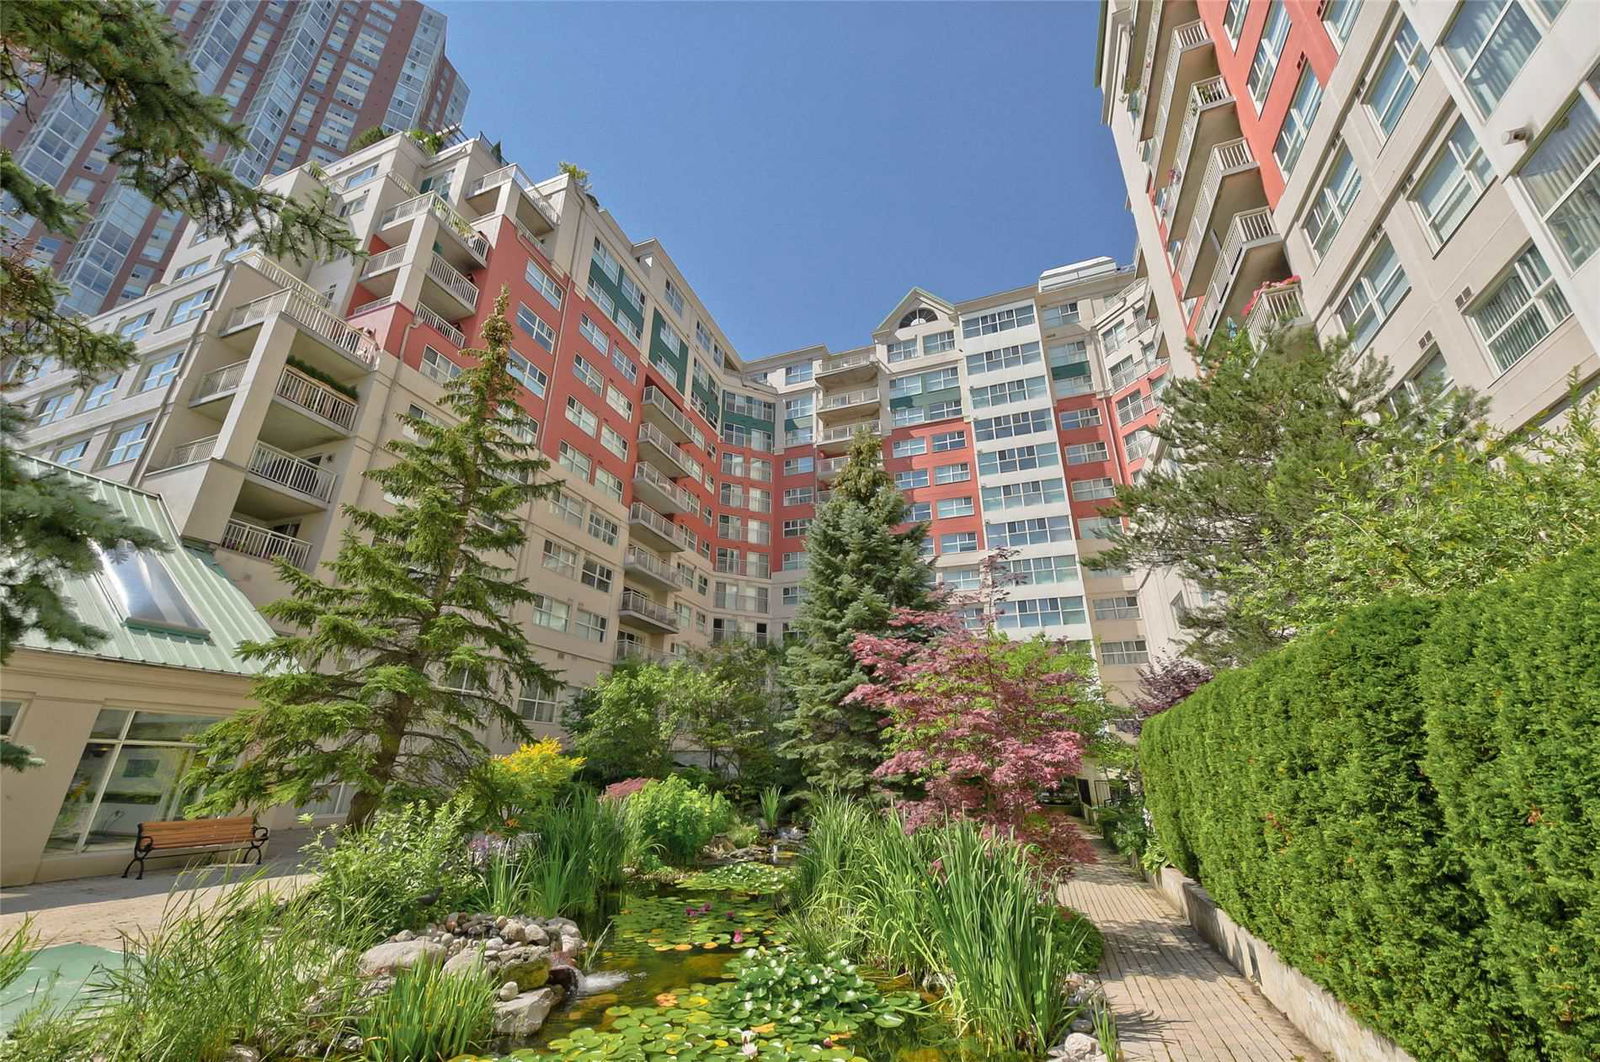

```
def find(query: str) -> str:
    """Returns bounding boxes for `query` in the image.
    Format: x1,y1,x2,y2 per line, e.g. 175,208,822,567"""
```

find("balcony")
817,387,880,421
638,422,693,477
219,518,314,570
1175,138,1263,294
1200,208,1288,341
157,434,219,470
632,463,695,515
642,386,702,445
614,642,675,667
815,351,879,387
464,163,559,235
192,360,358,445
243,441,336,511
375,193,490,267
1167,76,1237,204
817,420,880,453
223,289,380,376
1244,280,1309,349
624,544,685,591
629,501,691,552
817,455,849,479
618,589,680,634
236,251,330,308
1148,20,1216,165
423,254,479,317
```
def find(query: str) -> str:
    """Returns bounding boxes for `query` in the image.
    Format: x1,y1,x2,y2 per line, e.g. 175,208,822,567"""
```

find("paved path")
1058,838,1322,1062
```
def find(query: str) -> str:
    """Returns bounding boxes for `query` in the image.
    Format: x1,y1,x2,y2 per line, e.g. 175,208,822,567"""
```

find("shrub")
1141,547,1600,1060
303,800,473,936
467,738,584,834
622,775,735,866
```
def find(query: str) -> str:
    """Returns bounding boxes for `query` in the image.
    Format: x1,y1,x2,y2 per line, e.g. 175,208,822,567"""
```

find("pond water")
0,942,122,1031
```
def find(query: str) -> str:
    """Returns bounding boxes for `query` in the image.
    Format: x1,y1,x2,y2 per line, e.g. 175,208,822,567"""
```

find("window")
134,352,181,393
565,397,598,436
1443,0,1546,114
1224,0,1249,42
975,408,1052,442
1006,554,1077,585
605,386,633,419
893,437,927,458
784,456,814,476
587,512,619,546
978,442,1059,476
922,330,955,354
343,162,379,189
1058,407,1102,430
1336,237,1410,350
1124,429,1155,461
1094,595,1142,620
118,312,153,340
507,352,548,396
105,421,151,465
166,287,214,326
1304,144,1362,257
531,593,569,631
97,546,205,633
1079,516,1121,539
558,442,592,480
940,532,978,554
932,430,965,452
53,438,90,468
420,346,462,385
940,566,980,590
1100,639,1150,666
662,277,685,316
1275,68,1323,174
1409,119,1495,246
961,304,1035,338
611,345,638,384
987,516,1072,547
886,338,919,363
925,399,963,422
781,585,805,607
785,361,815,384
35,391,73,425
966,342,1042,375
997,596,1086,630
934,462,970,485
895,468,929,490
1067,441,1108,465
542,539,579,579
1391,347,1457,409
1042,303,1079,328
1247,1,1291,107
1071,477,1117,501
173,259,209,280
907,501,932,522
970,376,1047,411
782,518,810,538
601,424,629,459
750,458,772,482
782,551,808,571
1365,18,1427,136
1520,86,1600,268
981,479,1064,512
1323,0,1359,45
1116,390,1150,425
578,314,608,352
1470,245,1572,372
516,304,556,351
565,355,602,396
784,487,813,505
550,490,585,526
581,557,613,592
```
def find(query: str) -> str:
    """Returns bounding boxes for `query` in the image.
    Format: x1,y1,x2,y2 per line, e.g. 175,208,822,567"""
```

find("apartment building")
1097,0,1600,656
7,129,1171,759
2,0,468,316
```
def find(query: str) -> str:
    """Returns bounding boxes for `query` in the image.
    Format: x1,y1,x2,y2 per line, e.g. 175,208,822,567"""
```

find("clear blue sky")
434,1,1132,359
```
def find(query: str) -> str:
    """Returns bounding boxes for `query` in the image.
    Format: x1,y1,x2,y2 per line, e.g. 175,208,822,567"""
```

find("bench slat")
139,817,259,848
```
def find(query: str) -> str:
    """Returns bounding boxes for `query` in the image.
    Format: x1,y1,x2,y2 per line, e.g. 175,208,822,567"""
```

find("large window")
1336,237,1410,350
1323,0,1359,46
1443,0,1553,114
1304,144,1362,258
1413,119,1494,244
1363,18,1428,136
1274,68,1323,175
1223,0,1249,43
1247,1,1290,107
997,595,1086,631
1519,83,1600,269
97,546,205,633
48,709,220,853
1470,246,1572,372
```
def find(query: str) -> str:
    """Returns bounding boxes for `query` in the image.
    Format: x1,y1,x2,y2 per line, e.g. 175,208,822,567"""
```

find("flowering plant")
468,738,583,833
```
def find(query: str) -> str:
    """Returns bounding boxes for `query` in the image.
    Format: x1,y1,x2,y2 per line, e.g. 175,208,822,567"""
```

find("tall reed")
356,963,495,1061
466,789,628,920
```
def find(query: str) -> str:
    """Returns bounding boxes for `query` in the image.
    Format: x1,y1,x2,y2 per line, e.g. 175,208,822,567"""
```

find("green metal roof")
16,459,277,677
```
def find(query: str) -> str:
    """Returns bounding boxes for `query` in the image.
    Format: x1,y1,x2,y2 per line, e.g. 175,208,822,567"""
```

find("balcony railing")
1175,138,1257,285
633,463,696,511
1202,208,1281,335
361,246,408,278
466,164,560,228
1170,76,1233,187
160,434,219,469
220,518,313,570
820,387,879,411
817,456,848,476
819,420,880,444
624,544,685,587
194,360,248,402
1244,281,1308,348
618,589,679,631
614,642,675,666
248,442,336,502
414,302,466,346
629,501,693,550
642,386,704,445
379,193,490,261
276,367,357,430
1149,20,1211,149
425,254,479,310
226,289,381,369
817,351,876,376
237,251,329,307
637,422,693,473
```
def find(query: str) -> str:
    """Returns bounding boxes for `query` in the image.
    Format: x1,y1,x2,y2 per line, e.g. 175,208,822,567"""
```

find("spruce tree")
185,292,560,827
780,429,934,794
0,0,357,766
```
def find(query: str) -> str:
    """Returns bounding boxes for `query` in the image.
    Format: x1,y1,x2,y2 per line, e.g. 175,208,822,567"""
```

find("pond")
0,942,121,1031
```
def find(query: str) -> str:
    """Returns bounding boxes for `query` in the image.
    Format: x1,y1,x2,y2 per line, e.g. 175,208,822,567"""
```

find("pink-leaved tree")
847,608,1108,871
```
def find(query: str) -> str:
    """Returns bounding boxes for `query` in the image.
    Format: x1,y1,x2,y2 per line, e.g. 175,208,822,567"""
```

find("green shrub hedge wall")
1140,547,1600,1061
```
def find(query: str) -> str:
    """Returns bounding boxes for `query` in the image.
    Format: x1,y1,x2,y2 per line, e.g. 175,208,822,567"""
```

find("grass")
758,785,785,831
0,916,39,992
466,790,629,922
356,963,495,1061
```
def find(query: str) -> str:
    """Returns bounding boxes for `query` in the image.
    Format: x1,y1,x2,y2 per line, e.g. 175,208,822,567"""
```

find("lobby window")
1274,68,1323,175
1413,119,1494,245
1303,143,1362,258
1519,82,1600,269
1469,246,1572,373
1336,237,1410,351
1443,0,1554,114
1247,1,1291,107
1364,17,1428,136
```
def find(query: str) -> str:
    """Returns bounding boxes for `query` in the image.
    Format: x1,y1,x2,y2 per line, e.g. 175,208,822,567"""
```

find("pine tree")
185,291,561,827
0,0,357,755
780,429,934,794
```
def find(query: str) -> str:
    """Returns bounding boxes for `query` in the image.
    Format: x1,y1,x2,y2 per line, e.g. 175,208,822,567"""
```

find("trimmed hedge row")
1141,547,1600,1060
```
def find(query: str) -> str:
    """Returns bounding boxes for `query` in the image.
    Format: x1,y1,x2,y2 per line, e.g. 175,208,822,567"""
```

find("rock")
492,986,563,1036
498,947,552,991
357,939,447,978
557,931,584,956
357,974,396,999
441,944,487,978
1071,1018,1095,1034
521,922,549,946
222,1047,261,1062
392,929,415,942
487,935,505,948
1048,1032,1103,1062
498,980,520,1001
545,962,580,994
543,916,580,936
502,919,525,943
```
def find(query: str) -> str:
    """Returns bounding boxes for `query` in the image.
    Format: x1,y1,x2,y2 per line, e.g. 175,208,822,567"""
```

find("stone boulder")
357,939,447,978
1048,1031,1107,1062
492,986,563,1036
441,944,487,978
496,945,551,991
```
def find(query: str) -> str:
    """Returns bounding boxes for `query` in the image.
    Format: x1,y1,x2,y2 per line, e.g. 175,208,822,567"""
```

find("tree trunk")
344,700,408,828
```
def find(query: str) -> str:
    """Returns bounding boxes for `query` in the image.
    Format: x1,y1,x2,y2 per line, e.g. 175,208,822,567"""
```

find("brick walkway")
1058,839,1322,1062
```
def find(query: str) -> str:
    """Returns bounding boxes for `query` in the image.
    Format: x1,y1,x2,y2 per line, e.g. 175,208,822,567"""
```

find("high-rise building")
1095,0,1600,656
5,131,1170,793
1,0,468,317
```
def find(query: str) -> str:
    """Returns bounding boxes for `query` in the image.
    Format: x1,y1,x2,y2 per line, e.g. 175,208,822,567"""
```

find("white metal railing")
818,456,848,475
1174,18,1210,50
349,294,397,316
413,302,466,346
161,434,219,469
624,544,685,587
194,360,247,401
618,589,679,629
378,193,490,260
819,420,880,444
426,254,479,309
637,422,692,472
237,251,328,307
220,519,313,569
642,386,704,445
1245,281,1308,347
361,246,407,277
818,351,876,375
466,164,560,228
1204,208,1281,329
1176,139,1257,284
633,463,695,511
820,387,879,410
614,642,674,666
1171,76,1233,183
248,442,336,502
628,501,688,546
276,367,357,431
227,289,380,369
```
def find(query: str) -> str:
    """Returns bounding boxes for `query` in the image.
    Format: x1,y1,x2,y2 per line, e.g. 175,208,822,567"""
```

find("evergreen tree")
0,0,356,740
1088,326,1482,665
780,429,935,794
185,292,560,827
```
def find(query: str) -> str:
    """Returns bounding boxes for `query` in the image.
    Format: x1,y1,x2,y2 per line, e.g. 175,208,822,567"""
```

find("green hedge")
1141,547,1600,1060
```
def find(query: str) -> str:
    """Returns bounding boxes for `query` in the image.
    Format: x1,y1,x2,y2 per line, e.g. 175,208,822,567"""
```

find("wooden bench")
122,817,269,880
